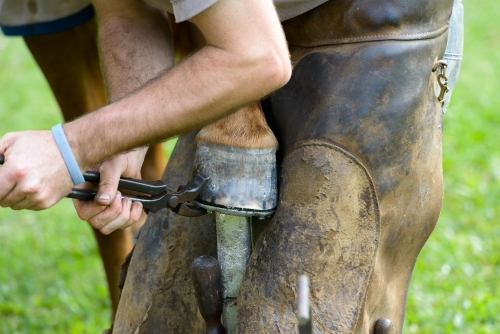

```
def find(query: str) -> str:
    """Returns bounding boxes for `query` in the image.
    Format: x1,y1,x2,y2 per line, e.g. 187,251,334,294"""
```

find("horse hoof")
193,142,277,217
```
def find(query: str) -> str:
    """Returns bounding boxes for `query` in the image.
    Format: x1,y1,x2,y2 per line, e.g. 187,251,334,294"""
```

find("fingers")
0,173,55,210
0,172,17,207
102,200,143,234
75,192,144,235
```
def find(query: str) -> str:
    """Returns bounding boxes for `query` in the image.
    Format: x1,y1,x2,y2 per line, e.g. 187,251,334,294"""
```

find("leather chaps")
112,0,458,332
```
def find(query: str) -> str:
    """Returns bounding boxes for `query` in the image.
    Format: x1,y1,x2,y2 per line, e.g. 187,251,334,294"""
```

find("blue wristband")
51,124,85,185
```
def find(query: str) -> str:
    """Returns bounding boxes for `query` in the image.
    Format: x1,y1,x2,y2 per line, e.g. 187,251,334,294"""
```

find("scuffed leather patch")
238,139,380,333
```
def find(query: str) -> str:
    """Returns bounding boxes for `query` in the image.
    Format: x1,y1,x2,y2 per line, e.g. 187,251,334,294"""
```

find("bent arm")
67,0,291,171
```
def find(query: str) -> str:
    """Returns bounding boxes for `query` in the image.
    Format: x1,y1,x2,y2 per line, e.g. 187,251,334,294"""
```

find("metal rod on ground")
297,275,313,334
215,213,252,334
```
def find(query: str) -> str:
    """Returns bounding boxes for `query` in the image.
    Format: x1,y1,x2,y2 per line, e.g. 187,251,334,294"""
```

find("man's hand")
0,130,73,210
73,148,147,235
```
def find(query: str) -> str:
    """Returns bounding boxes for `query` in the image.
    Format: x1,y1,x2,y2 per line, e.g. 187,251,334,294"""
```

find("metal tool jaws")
68,171,210,216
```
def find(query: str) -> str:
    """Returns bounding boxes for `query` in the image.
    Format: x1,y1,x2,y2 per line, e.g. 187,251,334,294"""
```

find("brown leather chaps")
112,0,455,332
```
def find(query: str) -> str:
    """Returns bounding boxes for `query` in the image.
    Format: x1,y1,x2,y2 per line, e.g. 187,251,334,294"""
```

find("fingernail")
97,193,111,201
126,199,132,208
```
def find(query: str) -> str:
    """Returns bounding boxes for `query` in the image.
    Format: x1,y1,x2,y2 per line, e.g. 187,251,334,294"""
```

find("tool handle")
67,188,98,201
67,187,166,213
191,256,226,334
83,171,166,195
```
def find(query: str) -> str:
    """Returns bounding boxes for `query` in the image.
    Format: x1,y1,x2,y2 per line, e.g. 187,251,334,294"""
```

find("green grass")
0,0,499,332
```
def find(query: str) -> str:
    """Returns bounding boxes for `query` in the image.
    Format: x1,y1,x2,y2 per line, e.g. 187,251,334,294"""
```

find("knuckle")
119,211,130,223
76,210,87,220
21,182,41,196
37,200,53,211
11,166,28,180
29,192,51,210
90,217,107,230
132,205,143,220
99,227,111,235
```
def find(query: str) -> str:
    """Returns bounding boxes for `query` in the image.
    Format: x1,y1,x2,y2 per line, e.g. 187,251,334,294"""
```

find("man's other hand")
0,130,73,210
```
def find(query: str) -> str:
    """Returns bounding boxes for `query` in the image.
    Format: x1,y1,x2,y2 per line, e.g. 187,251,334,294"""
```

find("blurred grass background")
0,35,113,331
0,0,499,332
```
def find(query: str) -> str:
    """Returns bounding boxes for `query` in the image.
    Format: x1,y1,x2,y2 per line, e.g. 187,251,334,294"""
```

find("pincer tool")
0,154,209,217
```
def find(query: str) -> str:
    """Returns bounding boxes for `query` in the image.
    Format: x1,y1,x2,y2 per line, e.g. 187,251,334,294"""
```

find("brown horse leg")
23,18,164,319
129,145,166,236
90,228,133,318
195,101,278,150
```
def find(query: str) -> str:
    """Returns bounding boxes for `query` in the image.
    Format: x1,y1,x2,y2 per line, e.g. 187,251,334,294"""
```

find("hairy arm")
66,0,291,171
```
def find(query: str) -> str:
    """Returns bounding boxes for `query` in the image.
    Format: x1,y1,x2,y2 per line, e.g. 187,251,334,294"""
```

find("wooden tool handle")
191,255,226,334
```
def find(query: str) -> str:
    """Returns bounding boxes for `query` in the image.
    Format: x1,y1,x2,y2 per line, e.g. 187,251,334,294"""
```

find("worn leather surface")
238,139,380,333
113,133,214,333
113,0,454,332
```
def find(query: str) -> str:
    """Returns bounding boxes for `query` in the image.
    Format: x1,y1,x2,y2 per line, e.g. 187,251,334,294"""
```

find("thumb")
94,163,122,206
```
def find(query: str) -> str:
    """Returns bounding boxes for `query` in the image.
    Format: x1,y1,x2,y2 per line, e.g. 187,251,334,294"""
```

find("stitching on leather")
288,24,449,47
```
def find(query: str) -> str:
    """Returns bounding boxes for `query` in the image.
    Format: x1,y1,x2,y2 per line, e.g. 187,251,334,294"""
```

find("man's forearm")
65,0,291,171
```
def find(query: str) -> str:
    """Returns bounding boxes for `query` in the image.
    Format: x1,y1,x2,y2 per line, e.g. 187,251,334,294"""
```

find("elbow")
260,48,292,92
238,45,292,97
